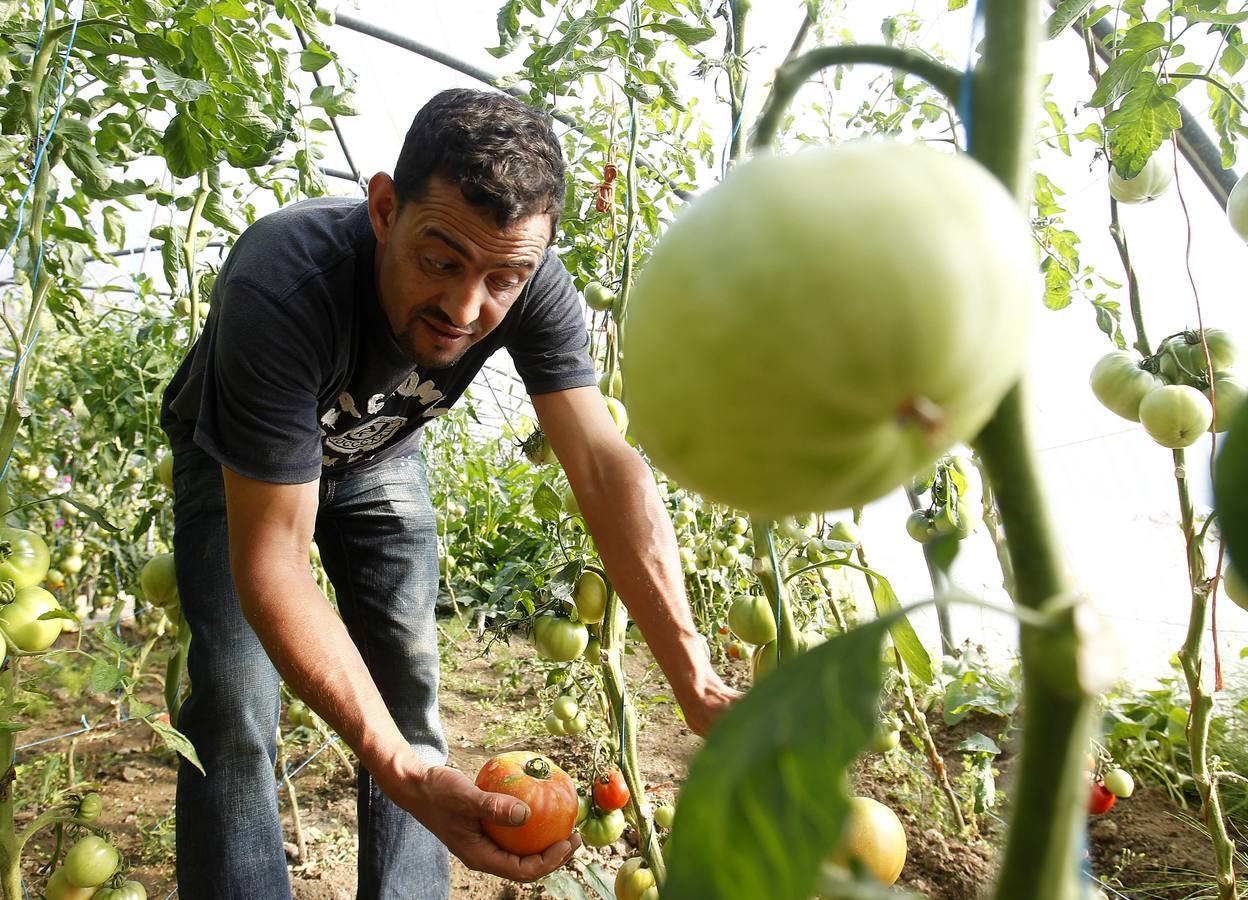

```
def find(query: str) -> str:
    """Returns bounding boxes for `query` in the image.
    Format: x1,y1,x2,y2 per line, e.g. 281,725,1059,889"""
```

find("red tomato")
475,752,579,855
592,768,631,812
1088,782,1117,815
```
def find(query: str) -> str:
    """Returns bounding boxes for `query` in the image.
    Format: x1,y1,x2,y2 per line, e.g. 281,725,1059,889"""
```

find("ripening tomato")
584,282,617,312
1088,781,1117,815
592,768,631,812
605,397,628,436
1089,351,1165,422
1103,768,1135,799
1108,152,1174,203
44,868,95,900
475,751,579,855
156,453,174,491
826,796,907,886
1139,385,1213,448
1203,374,1247,432
653,802,676,830
614,857,657,900
140,554,179,608
0,527,51,589
622,141,1035,517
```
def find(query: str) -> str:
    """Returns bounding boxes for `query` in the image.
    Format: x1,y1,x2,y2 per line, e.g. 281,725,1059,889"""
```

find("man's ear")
367,172,398,246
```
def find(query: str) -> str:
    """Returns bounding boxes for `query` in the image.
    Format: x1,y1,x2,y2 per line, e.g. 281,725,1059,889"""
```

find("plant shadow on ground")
8,624,1236,899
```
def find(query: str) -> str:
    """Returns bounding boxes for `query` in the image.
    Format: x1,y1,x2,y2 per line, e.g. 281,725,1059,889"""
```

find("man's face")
369,174,551,369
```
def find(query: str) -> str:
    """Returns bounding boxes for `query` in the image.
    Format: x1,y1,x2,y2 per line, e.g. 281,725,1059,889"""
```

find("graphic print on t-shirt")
319,371,453,467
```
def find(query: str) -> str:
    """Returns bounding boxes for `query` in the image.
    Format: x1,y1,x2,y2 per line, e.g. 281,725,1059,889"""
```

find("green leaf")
1045,0,1096,39
948,0,969,9
645,19,716,45
865,571,932,684
299,43,333,72
541,870,607,900
1220,45,1245,77
162,111,214,178
102,206,126,248
1105,73,1181,175
532,482,562,521
158,223,187,291
1088,49,1150,108
958,732,1002,755
153,63,211,102
1042,257,1073,310
88,658,122,694
148,717,205,774
58,496,122,533
1118,21,1167,53
662,619,888,900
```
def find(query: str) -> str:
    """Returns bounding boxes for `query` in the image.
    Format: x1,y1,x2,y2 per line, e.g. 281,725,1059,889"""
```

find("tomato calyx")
523,756,553,781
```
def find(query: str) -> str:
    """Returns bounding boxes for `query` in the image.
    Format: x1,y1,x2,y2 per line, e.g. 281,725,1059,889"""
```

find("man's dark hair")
394,88,566,235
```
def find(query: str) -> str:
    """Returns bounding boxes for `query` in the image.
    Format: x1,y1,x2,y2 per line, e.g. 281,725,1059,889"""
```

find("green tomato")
621,142,1035,518
0,586,63,652
1229,171,1248,241
1103,767,1135,799
1179,328,1238,375
599,369,624,399
605,397,629,437
574,570,607,625
0,527,50,589
576,794,591,826
827,519,859,545
45,868,96,900
1223,564,1248,612
653,802,676,829
584,281,617,312
1204,374,1248,432
726,515,749,535
911,466,936,494
63,835,119,888
582,637,602,662
615,857,657,900
751,632,824,681
1139,385,1213,449
552,695,579,721
563,711,588,735
93,882,147,900
872,728,902,753
905,510,937,544
156,453,174,491
1108,152,1174,204
726,595,777,646
579,808,626,847
533,616,590,663
140,554,179,609
1089,351,1165,422
78,792,103,821
544,713,567,736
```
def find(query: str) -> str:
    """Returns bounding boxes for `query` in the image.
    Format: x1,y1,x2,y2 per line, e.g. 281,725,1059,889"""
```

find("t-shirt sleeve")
192,275,328,484
504,250,598,395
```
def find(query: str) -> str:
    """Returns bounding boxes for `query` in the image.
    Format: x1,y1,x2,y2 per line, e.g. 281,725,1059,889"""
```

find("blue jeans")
170,440,450,899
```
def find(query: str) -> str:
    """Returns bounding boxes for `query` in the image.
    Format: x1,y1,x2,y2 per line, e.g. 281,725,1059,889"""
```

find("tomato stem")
750,45,963,151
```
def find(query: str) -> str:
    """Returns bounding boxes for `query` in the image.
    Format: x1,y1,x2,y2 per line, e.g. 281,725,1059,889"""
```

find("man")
159,88,739,899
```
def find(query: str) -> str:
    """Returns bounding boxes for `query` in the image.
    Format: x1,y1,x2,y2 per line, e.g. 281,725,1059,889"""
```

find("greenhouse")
0,0,1247,897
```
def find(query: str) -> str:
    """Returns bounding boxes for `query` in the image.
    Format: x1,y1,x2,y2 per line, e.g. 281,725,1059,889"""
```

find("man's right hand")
386,759,582,882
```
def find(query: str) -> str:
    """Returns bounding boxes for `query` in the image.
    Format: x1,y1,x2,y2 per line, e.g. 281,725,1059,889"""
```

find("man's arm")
220,468,579,879
532,387,740,736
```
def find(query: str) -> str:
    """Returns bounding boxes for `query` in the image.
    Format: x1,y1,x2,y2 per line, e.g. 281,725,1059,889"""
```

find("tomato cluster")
905,454,982,545
545,694,588,736
1089,327,1242,449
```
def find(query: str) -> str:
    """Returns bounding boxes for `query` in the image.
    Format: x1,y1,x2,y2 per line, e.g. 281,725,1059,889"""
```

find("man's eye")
491,276,522,290
426,257,456,273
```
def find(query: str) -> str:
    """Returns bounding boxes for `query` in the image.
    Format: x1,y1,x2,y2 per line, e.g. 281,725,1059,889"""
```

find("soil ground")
11,623,1236,899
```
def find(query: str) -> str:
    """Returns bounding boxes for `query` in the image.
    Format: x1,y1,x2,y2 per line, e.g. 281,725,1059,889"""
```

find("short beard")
398,322,472,370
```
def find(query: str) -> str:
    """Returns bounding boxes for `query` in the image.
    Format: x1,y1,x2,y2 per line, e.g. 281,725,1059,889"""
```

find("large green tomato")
156,453,174,491
726,595,777,645
573,570,607,624
605,397,629,436
139,554,179,608
615,857,657,900
1108,152,1174,204
63,834,120,888
533,615,589,662
1138,385,1213,448
622,142,1035,517
1230,171,1248,242
1204,374,1248,432
584,281,617,312
0,586,63,651
825,796,907,886
1177,328,1237,376
1089,351,1165,421
0,527,50,589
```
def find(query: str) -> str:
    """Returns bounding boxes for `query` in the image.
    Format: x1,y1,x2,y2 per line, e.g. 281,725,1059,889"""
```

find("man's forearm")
572,447,719,703
236,565,422,788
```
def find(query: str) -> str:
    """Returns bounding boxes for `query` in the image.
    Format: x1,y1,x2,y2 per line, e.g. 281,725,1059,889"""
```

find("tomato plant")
622,141,1035,517
475,752,578,855
592,768,631,812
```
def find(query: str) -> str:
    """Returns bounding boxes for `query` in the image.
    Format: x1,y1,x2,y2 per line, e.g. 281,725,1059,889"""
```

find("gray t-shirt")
160,197,596,484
